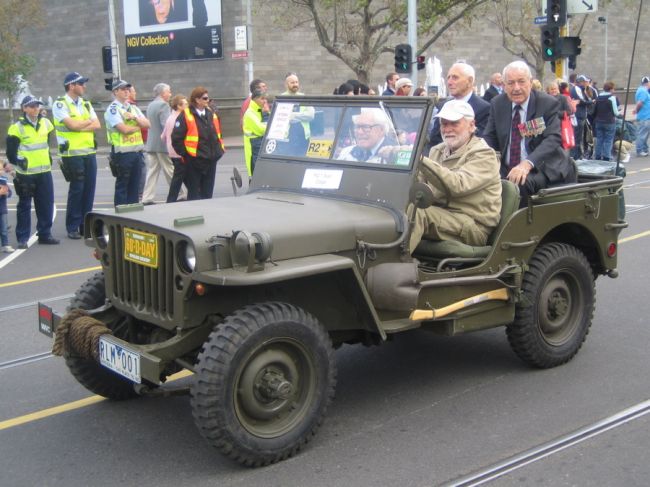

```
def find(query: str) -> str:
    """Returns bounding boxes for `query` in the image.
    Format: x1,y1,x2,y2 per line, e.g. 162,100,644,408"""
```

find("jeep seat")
414,179,520,260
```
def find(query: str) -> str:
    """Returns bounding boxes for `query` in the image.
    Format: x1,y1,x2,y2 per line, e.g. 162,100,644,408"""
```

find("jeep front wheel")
191,302,336,467
507,243,595,368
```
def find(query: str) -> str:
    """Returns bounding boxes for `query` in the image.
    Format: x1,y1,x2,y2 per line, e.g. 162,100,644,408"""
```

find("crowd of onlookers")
1,64,648,254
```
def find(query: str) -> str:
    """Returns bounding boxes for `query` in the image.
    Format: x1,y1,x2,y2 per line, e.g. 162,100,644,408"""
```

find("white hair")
153,83,170,97
352,108,390,132
503,61,532,81
451,62,475,82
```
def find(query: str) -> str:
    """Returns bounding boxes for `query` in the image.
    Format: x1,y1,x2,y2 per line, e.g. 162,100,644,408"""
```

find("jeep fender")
197,254,386,341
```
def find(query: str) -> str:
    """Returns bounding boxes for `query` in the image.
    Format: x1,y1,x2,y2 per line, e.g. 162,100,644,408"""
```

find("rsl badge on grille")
123,228,159,268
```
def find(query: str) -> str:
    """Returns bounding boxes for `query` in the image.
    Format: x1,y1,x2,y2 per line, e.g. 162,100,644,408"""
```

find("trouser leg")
34,172,54,238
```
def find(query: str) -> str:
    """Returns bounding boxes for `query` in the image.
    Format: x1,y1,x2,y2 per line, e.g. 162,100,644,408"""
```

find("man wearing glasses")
53,72,101,239
104,79,150,206
337,108,395,163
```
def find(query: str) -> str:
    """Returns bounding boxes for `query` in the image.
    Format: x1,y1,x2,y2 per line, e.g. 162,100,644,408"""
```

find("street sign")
567,0,598,14
234,25,248,51
534,15,547,25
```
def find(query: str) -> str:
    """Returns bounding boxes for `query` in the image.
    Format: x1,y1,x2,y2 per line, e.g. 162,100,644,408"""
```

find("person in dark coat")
427,63,490,150
483,72,503,102
483,61,576,207
171,86,225,200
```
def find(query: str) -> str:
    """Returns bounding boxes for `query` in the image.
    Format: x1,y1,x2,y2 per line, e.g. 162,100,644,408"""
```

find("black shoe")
17,242,28,249
38,236,60,245
67,231,82,240
143,201,156,206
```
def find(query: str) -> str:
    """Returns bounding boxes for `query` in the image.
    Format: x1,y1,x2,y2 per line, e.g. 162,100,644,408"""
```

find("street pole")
245,0,254,88
408,0,417,88
108,0,121,80
598,17,608,81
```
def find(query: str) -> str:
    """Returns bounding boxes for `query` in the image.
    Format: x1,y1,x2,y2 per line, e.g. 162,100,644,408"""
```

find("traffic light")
101,46,112,73
104,77,113,91
568,56,577,70
416,55,426,71
546,0,567,28
561,36,582,57
541,26,561,61
394,44,412,73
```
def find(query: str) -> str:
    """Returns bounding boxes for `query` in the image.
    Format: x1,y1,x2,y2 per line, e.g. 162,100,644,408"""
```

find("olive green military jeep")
38,96,626,467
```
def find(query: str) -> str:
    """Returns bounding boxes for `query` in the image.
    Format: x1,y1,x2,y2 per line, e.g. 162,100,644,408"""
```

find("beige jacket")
419,135,502,231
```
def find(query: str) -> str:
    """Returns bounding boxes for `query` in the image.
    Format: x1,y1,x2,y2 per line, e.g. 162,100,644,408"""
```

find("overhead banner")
123,0,223,64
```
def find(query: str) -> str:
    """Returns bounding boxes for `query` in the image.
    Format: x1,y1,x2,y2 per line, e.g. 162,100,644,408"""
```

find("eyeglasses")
354,124,380,132
200,95,210,100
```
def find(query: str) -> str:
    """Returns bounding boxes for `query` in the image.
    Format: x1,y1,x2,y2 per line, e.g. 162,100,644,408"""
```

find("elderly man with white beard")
408,99,502,254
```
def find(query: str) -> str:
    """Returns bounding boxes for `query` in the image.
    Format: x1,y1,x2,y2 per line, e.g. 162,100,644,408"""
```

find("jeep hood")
92,191,401,262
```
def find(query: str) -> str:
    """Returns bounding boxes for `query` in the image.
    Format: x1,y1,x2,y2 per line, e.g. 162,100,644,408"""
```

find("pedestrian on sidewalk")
162,94,189,202
171,87,225,200
52,72,101,240
142,83,186,204
7,96,60,248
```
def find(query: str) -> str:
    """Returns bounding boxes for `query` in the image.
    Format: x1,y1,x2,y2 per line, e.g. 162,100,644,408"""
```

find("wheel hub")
547,290,569,320
256,368,294,400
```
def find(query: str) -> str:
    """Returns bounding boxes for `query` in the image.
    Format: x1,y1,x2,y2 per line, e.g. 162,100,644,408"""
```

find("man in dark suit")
483,72,503,102
428,62,490,149
483,61,576,206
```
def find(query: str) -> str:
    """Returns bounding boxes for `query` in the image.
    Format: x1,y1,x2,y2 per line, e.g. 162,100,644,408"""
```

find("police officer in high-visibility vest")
242,89,269,177
6,96,59,248
104,80,150,206
171,86,225,200
52,72,101,240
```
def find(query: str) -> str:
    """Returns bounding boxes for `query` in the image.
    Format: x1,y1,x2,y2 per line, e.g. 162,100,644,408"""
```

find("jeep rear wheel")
191,302,336,467
507,243,595,368
65,272,138,400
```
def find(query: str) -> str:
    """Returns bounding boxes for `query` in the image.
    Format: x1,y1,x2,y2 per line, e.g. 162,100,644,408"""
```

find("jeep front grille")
108,223,175,320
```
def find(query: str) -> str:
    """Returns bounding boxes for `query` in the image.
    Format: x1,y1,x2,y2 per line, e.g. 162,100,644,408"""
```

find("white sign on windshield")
267,103,294,140
301,168,343,190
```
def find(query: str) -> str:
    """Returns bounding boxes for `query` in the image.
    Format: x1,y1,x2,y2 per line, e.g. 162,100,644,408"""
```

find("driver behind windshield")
337,108,396,163
408,100,502,254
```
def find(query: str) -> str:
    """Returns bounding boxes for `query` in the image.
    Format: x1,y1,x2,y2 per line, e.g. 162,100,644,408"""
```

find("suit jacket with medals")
482,90,572,184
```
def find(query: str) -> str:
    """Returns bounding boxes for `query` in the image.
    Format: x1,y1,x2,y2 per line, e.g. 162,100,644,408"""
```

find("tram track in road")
441,399,650,487
0,352,53,371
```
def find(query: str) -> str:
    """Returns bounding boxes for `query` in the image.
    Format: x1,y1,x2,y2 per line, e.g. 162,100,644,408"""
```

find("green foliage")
0,0,45,104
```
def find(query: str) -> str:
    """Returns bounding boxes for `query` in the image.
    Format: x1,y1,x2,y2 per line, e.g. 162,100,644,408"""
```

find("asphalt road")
1,148,649,487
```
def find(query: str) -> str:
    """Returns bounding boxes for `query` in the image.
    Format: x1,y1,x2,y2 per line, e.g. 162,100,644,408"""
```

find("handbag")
561,112,575,150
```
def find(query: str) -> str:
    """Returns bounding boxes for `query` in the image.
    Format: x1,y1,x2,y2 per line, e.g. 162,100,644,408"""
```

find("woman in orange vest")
171,86,225,200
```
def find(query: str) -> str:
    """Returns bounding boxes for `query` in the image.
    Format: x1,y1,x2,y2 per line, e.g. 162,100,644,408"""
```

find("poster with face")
123,0,222,63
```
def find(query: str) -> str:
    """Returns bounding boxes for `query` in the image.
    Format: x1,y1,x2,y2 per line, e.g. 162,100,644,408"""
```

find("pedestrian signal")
416,55,426,71
394,44,412,74
546,0,567,28
104,78,113,91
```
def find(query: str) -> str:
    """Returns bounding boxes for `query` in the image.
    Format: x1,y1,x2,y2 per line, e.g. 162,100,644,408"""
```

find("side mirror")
231,168,243,196
409,182,434,209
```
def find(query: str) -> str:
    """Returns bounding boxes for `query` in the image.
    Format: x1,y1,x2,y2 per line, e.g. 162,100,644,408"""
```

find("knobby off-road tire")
65,272,138,400
191,302,337,467
507,243,595,368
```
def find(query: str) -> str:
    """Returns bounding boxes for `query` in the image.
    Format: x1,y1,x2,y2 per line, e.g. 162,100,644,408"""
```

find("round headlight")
94,219,109,248
178,241,196,273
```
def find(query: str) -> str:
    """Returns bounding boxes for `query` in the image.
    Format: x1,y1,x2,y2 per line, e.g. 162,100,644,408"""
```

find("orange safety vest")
183,108,225,157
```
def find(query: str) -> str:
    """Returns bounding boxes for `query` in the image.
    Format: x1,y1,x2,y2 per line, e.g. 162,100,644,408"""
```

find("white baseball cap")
435,99,475,121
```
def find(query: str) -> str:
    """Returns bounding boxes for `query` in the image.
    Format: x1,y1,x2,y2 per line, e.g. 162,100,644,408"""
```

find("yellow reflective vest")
106,102,145,153
53,96,96,156
242,99,267,176
8,117,54,175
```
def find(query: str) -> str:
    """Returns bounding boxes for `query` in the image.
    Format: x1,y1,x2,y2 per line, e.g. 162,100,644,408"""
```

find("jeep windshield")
251,96,434,210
